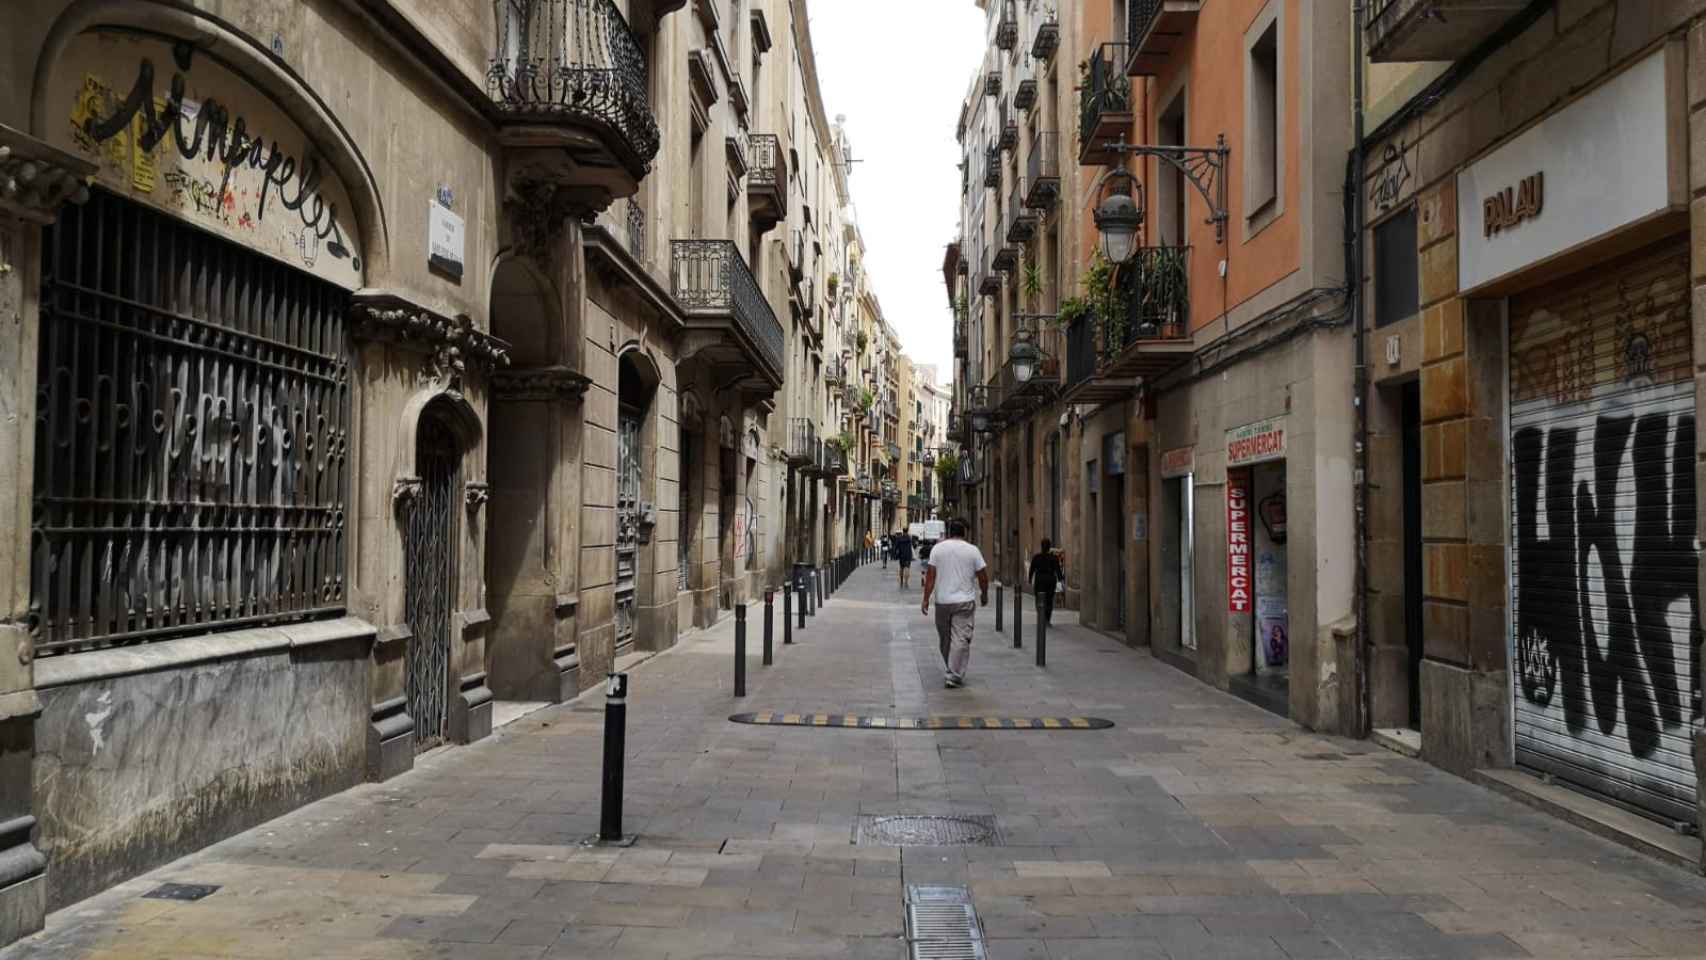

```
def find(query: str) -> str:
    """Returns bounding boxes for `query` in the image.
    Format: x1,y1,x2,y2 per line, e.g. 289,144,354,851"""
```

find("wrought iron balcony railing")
1007,184,1036,244
1126,0,1202,76
886,441,902,461
787,417,818,467
999,99,1018,151
625,198,645,259
825,352,848,385
747,133,788,231
1078,43,1133,166
996,0,1019,50
1026,131,1061,209
984,71,1002,96
488,0,660,176
1367,0,1523,64
954,314,968,359
996,315,1061,413
670,239,785,382
983,145,1001,188
1032,12,1061,61
823,443,848,475
1014,76,1038,112
1063,246,1194,400
977,267,1000,299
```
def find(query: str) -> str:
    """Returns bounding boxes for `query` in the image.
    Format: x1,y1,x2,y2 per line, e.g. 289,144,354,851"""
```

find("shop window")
1374,206,1419,328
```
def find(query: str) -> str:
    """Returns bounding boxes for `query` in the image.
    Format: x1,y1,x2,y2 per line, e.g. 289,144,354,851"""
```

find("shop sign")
1482,172,1543,237
49,32,365,290
1227,469,1252,613
1159,446,1195,479
1458,47,1682,293
1226,417,1286,468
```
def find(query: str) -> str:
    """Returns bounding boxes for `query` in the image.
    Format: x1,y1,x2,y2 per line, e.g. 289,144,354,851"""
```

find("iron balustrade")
626,198,645,258
787,418,818,466
1014,77,1038,111
1032,15,1061,61
1008,184,1036,243
983,145,1001,187
999,99,1018,151
1078,45,1132,151
1065,313,1097,391
1026,132,1061,208
670,239,784,377
34,190,351,655
748,133,786,191
488,0,660,170
1128,0,1166,50
996,0,1018,50
1105,246,1191,357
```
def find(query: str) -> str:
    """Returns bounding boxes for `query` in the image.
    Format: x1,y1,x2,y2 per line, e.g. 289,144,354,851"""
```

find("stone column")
0,136,95,946
1415,179,1510,774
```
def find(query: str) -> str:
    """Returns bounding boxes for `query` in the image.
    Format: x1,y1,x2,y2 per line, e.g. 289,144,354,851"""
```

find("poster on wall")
47,31,366,290
1227,469,1251,613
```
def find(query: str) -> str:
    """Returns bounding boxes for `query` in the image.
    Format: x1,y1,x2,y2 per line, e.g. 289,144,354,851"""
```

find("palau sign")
48,31,365,290
1457,46,1685,293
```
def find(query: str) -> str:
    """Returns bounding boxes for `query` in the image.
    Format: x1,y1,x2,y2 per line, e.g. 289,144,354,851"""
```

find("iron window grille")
488,0,661,173
33,191,351,655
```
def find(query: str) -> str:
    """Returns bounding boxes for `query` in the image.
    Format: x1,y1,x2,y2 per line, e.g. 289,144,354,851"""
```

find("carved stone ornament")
352,295,511,384
506,176,579,257
0,124,96,225
464,481,490,511
491,365,594,402
393,474,423,511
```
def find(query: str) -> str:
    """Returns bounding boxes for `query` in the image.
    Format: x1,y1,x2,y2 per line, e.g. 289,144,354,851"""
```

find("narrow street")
3,563,1704,960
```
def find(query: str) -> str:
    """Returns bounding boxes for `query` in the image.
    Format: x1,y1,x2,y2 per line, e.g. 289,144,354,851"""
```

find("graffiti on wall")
51,32,363,289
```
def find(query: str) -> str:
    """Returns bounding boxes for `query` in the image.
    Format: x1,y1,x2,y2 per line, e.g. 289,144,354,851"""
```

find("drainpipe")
1350,0,1371,737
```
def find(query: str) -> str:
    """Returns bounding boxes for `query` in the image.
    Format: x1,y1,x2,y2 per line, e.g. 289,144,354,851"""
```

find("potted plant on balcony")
1022,259,1045,310
827,272,840,297
860,387,875,416
934,452,961,488
856,330,869,354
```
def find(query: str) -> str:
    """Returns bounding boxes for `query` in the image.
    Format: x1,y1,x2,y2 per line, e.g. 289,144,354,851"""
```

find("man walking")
1028,538,1063,627
921,519,988,688
893,528,915,590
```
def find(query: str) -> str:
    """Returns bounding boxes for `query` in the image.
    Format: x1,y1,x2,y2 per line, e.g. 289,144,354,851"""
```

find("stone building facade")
0,0,905,944
1361,0,1706,840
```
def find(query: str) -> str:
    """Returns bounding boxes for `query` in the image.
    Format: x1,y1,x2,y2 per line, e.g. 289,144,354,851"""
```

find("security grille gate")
1508,239,1701,824
32,190,349,655
615,408,641,648
405,414,459,748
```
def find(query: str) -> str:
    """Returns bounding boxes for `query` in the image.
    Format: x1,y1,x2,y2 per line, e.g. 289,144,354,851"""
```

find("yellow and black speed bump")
729,713,1113,731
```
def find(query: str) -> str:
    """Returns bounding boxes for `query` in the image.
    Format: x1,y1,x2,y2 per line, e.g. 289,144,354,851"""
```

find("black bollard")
1036,596,1046,667
995,582,1004,634
764,588,774,665
1013,583,1022,650
734,602,747,697
798,571,808,628
599,672,629,842
784,582,794,645
818,567,826,606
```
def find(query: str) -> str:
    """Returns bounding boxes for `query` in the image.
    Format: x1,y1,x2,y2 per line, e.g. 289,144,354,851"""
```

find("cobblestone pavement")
8,563,1706,960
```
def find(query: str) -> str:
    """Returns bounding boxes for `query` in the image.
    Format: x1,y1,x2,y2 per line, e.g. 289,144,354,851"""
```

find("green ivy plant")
934,451,961,484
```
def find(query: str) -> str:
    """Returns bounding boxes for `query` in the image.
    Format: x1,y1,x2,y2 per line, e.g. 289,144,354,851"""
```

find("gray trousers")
934,601,976,680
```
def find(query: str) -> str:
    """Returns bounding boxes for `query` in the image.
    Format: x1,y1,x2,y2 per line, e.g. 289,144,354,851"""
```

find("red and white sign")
1159,447,1195,479
1227,469,1252,613
1226,417,1287,468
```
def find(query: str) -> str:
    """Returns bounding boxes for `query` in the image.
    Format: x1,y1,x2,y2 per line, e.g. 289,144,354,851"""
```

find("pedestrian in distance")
881,533,890,569
864,530,874,561
1029,538,1064,627
893,528,915,590
920,518,988,688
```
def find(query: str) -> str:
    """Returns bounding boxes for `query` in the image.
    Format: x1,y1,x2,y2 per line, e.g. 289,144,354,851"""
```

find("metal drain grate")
905,885,984,960
856,814,1002,846
142,882,220,901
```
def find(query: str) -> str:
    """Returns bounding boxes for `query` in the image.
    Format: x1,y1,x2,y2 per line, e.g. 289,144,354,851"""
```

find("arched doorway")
616,351,659,650
404,402,465,749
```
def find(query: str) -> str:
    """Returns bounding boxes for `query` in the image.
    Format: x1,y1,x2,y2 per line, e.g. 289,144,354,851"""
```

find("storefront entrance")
1508,239,1699,824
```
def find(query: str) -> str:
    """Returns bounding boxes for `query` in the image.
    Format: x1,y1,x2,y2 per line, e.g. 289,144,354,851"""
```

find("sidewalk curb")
1472,768,1703,876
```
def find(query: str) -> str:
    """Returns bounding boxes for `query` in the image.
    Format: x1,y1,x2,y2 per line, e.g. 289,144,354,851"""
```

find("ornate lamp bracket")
1113,134,1231,243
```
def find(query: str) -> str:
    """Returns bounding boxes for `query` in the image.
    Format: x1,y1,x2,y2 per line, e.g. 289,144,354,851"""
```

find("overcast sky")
806,0,987,383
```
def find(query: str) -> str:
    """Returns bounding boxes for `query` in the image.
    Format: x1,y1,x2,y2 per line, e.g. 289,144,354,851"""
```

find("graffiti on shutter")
1509,241,1700,823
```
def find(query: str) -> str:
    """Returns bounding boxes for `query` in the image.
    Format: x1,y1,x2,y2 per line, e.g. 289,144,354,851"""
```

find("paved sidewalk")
7,563,1706,960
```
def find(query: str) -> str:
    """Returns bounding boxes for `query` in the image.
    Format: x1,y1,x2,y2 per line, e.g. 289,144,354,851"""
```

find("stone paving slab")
6,563,1706,959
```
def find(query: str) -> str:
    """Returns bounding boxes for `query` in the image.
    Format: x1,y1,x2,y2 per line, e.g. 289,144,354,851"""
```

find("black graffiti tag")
1513,411,1700,760
82,53,357,267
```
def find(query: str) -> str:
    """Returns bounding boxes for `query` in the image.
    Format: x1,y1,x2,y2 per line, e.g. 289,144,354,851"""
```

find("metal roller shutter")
1509,239,1700,825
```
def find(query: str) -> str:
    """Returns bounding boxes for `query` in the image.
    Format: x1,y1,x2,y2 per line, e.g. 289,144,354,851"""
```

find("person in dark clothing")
893,530,915,589
1029,538,1063,626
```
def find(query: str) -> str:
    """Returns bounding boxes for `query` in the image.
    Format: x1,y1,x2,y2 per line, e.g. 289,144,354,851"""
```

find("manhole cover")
142,882,220,902
856,814,1002,846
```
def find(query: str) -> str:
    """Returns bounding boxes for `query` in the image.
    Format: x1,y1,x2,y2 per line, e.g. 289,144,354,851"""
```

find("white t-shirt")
927,538,987,605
